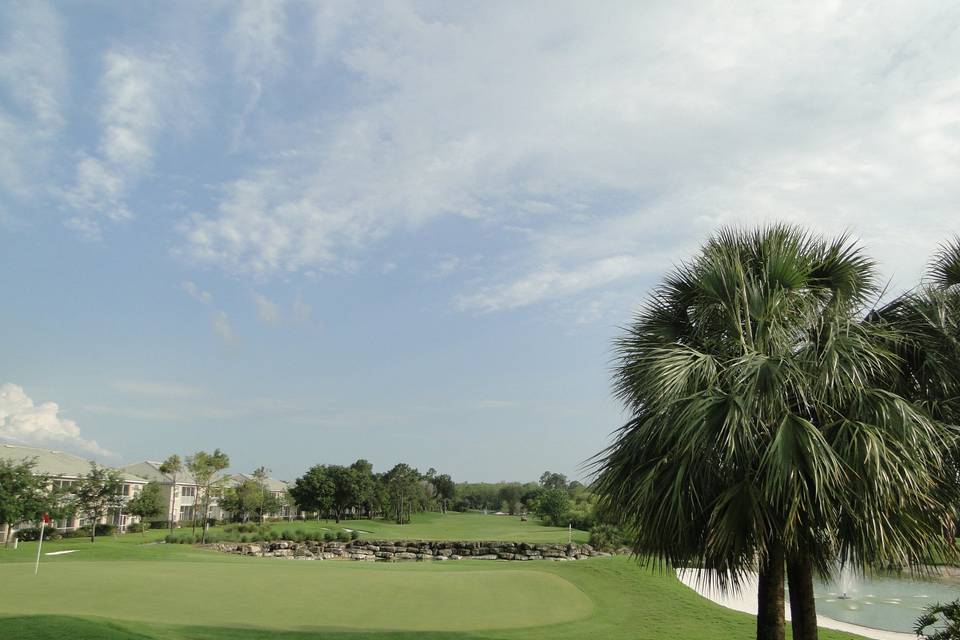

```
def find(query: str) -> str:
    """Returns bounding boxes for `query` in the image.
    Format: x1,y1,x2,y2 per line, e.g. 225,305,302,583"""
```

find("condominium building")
0,443,149,541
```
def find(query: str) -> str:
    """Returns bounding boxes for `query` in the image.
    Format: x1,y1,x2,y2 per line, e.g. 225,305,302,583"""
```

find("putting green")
0,560,593,631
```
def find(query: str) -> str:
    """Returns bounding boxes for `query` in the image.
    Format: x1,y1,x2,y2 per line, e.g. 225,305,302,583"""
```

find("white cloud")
252,292,281,326
181,280,212,304
0,1,65,203
111,380,202,398
212,310,237,344
225,0,287,146
171,2,960,317
0,383,112,456
64,49,198,237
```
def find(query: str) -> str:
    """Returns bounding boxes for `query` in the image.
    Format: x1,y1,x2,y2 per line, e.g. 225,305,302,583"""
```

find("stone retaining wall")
205,539,614,562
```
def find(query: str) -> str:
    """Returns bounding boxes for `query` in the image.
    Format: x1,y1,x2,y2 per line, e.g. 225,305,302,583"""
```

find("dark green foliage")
73,465,125,543
533,489,570,526
349,529,360,540
588,524,626,551
335,530,350,542
593,225,959,640
916,598,960,639
15,527,59,541
323,531,334,542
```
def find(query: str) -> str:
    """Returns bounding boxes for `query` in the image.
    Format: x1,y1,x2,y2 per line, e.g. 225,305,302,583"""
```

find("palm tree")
159,454,182,535
593,225,956,640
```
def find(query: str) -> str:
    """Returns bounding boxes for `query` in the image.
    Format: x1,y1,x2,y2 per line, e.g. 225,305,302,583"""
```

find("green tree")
127,482,164,535
349,459,377,518
326,465,361,522
384,463,420,524
593,226,956,640
158,454,182,534
534,488,570,525
220,478,280,523
290,465,335,520
185,449,230,544
0,458,56,546
432,473,455,513
538,471,568,491
73,464,124,543
497,483,523,515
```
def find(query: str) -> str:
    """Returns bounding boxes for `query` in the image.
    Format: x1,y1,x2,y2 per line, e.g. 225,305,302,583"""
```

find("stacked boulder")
206,539,615,561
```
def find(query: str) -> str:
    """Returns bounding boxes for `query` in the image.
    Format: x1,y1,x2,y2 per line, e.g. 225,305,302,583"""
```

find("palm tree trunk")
787,554,818,640
756,540,785,640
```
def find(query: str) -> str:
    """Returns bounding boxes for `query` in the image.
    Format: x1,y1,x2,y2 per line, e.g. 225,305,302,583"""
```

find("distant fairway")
0,560,592,632
272,511,590,543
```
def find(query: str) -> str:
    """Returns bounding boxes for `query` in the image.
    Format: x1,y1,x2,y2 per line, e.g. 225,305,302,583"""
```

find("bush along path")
205,539,621,561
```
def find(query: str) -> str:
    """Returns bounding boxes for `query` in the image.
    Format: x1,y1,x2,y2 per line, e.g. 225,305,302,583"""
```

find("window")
181,486,196,497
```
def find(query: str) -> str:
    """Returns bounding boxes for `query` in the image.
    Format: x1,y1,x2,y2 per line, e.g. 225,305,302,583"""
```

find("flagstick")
34,519,45,576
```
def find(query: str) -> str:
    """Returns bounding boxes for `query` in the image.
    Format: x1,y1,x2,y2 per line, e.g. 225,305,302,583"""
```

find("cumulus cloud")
172,1,960,316
0,383,112,456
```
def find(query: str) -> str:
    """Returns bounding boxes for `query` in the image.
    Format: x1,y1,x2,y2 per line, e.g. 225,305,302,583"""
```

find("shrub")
239,535,249,543
267,530,279,542
323,531,335,542
127,522,150,533
16,527,59,541
588,523,626,551
349,530,360,540
336,530,350,542
294,529,306,542
164,534,176,543
281,529,294,540
148,520,170,530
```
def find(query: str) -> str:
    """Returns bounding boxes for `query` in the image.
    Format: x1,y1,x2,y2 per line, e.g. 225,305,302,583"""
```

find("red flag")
42,513,50,524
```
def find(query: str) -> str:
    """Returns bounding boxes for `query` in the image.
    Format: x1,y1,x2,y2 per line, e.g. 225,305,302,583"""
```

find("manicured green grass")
285,511,590,543
0,512,872,639
0,560,592,631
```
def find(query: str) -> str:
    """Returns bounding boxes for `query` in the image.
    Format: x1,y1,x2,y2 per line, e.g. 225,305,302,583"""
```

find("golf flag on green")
34,513,50,575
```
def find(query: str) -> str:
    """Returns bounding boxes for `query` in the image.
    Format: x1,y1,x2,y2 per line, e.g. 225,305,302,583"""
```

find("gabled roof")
121,461,198,485
229,473,290,493
0,443,148,483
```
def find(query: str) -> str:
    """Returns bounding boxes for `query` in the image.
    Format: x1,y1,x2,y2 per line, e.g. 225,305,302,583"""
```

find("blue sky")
2,1,959,482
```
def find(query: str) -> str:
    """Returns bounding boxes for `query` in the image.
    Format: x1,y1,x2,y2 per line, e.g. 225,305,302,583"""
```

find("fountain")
838,563,854,600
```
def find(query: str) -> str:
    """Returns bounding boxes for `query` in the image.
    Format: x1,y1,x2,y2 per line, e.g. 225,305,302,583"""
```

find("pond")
814,572,960,634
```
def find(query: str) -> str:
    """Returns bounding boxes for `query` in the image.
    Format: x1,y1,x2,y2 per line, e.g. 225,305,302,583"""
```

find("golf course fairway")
0,560,593,632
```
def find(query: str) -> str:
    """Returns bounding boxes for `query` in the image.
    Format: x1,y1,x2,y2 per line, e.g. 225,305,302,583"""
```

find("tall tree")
433,474,456,514
593,226,957,640
220,478,280,523
349,459,377,518
290,465,335,520
0,458,56,546
538,471,568,491
158,454,182,534
185,449,230,544
127,482,164,535
73,464,124,543
252,466,270,523
385,463,421,524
